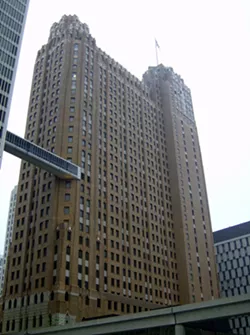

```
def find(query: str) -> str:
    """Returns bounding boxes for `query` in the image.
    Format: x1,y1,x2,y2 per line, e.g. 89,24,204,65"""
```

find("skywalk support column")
175,325,185,335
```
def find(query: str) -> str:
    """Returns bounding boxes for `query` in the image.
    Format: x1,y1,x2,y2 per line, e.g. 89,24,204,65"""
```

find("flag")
155,39,160,49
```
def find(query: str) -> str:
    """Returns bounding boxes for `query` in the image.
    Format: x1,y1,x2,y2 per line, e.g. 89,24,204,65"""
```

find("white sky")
0,0,249,253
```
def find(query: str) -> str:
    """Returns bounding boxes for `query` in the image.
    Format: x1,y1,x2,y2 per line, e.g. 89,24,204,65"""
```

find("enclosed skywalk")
4,131,81,180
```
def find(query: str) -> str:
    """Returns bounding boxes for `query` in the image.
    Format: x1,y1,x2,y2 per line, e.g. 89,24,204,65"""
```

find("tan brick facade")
0,15,218,334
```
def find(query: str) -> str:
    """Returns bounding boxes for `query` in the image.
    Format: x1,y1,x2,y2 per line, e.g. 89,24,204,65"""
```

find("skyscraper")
0,0,30,167
0,256,3,288
0,185,17,295
1,15,218,333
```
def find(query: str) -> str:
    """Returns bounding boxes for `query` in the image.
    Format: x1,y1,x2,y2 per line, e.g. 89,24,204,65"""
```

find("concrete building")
0,256,3,286
0,0,30,167
0,185,17,295
214,221,250,335
1,15,218,333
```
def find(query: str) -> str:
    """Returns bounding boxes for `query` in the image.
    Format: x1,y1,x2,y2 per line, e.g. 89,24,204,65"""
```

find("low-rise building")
214,221,250,334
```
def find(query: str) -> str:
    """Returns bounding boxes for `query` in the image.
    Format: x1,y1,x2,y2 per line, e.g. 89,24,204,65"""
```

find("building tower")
0,185,17,295
1,15,218,333
143,66,218,304
0,0,30,168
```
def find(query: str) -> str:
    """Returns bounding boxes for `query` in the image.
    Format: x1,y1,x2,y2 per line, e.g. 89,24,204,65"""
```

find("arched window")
49,314,52,327
40,292,44,303
21,297,24,307
34,294,38,304
19,318,23,331
13,299,17,308
25,317,29,330
39,315,43,327
6,320,10,332
8,300,12,309
33,316,36,328
78,250,83,258
50,291,54,301
11,320,15,331
27,296,30,306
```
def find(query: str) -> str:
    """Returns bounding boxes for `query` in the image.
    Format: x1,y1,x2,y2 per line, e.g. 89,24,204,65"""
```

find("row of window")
0,11,22,34
216,237,250,253
0,36,18,56
5,314,43,333
1,0,25,23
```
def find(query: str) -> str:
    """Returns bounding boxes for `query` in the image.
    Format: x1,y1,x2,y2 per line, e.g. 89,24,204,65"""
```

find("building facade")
0,0,30,167
214,222,250,335
1,15,218,333
0,256,4,286
0,185,17,295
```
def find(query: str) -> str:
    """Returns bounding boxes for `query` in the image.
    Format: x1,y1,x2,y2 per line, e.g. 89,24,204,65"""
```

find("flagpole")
155,43,159,66
155,39,159,66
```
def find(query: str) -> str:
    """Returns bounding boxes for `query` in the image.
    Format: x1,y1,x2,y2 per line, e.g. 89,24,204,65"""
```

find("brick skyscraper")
0,185,17,295
1,15,218,333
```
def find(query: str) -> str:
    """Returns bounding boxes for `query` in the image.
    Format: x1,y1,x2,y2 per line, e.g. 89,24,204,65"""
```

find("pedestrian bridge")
4,131,81,180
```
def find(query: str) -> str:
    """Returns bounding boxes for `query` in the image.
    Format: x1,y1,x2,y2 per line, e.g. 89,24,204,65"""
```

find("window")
64,207,70,214
19,318,23,331
68,136,73,143
66,246,71,255
65,181,71,189
65,193,70,201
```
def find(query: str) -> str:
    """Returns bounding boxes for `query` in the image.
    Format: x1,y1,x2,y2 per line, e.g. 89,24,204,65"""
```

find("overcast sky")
0,0,249,253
